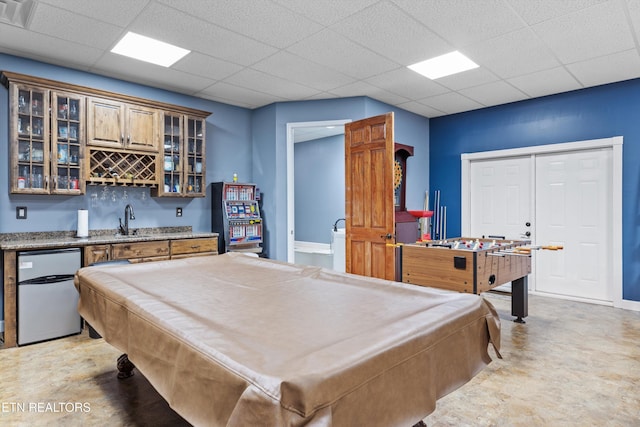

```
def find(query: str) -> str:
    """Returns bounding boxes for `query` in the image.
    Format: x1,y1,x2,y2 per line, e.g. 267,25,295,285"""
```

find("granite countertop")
0,227,218,251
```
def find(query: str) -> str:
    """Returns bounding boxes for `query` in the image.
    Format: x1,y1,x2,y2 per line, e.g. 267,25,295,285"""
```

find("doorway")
286,120,351,263
462,136,622,307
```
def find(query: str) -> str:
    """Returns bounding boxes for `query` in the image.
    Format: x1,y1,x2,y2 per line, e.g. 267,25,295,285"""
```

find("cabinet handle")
190,245,200,249
121,134,124,144
127,135,131,145
53,175,57,190
44,176,49,190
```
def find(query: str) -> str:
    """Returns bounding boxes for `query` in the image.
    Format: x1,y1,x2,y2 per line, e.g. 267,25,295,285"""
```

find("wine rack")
87,148,157,186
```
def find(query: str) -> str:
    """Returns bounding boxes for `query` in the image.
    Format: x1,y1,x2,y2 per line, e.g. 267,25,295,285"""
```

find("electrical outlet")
16,206,27,219
176,207,182,217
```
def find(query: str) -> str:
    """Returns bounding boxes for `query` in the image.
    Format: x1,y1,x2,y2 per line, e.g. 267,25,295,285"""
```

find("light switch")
16,206,27,219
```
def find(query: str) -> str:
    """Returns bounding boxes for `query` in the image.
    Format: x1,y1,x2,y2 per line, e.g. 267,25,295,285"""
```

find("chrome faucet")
119,204,135,235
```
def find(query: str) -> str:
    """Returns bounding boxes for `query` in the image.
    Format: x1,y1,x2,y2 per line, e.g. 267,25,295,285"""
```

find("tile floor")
1,293,639,426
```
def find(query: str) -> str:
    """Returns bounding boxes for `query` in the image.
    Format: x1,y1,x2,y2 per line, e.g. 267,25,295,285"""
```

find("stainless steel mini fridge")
18,248,82,345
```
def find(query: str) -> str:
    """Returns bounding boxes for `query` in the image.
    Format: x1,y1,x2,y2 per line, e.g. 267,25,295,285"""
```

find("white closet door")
469,157,532,241
535,148,612,302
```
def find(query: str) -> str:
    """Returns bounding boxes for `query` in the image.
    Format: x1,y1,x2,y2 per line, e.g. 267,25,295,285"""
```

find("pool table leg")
117,353,135,379
512,275,528,323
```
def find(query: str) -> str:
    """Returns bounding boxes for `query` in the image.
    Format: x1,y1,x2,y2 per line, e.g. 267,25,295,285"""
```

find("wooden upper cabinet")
87,97,158,152
3,71,211,195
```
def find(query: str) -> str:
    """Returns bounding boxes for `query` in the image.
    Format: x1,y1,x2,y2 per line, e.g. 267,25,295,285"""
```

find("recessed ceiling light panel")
111,32,190,67
408,51,479,80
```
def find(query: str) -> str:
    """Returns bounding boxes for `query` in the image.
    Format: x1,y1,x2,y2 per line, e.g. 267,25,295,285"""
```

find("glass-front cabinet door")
185,117,205,196
161,113,182,196
156,113,206,197
51,91,85,194
12,84,50,194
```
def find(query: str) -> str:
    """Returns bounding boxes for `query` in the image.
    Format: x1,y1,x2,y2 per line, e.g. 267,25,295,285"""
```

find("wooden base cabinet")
83,237,218,266
171,237,218,258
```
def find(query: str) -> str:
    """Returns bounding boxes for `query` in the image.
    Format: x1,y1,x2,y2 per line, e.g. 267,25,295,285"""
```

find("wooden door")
127,104,159,152
345,113,395,280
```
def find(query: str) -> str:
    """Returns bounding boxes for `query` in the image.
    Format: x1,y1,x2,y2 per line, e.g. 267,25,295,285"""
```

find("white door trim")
461,136,623,308
286,120,351,263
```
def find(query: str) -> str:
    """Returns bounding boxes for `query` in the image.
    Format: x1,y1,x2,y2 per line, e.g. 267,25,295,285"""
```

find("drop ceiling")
1,0,640,118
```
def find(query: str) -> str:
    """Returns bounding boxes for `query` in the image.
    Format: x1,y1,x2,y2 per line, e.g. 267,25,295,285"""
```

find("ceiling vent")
0,0,35,28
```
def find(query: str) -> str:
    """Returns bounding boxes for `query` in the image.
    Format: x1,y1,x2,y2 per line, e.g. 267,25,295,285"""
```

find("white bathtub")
294,241,333,269
294,228,346,272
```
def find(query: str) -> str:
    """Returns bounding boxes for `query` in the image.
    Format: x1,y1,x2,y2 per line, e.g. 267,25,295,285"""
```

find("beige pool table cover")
75,252,501,427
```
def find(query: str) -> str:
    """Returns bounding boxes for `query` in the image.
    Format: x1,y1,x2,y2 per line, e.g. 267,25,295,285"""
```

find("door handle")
380,233,393,240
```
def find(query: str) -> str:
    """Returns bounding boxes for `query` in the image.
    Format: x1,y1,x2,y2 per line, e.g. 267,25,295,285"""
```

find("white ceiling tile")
195,92,254,109
198,81,287,108
391,0,524,46
532,1,635,64
364,90,411,106
465,28,560,79
459,80,529,107
128,2,278,66
365,67,449,99
433,66,500,91
327,80,381,97
302,92,342,102
251,51,356,91
331,1,452,65
328,80,410,105
27,3,124,50
419,91,485,115
37,0,148,26
172,52,243,81
508,67,583,98
271,0,380,25
156,0,323,49
4,0,640,115
0,25,103,69
223,68,321,100
91,53,216,95
506,0,609,25
627,0,640,39
286,29,399,79
397,101,446,118
567,49,640,87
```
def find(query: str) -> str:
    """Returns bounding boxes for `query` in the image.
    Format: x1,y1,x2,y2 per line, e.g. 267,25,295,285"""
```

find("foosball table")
401,237,546,323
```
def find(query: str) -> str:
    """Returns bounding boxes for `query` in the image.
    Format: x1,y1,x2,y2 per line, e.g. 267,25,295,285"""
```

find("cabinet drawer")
84,244,110,266
171,252,216,260
112,240,170,260
128,255,171,263
171,237,218,255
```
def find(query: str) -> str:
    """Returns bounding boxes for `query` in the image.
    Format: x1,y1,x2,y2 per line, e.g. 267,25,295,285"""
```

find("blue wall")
253,97,429,260
1,55,431,321
0,54,253,234
294,134,344,244
430,79,640,302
